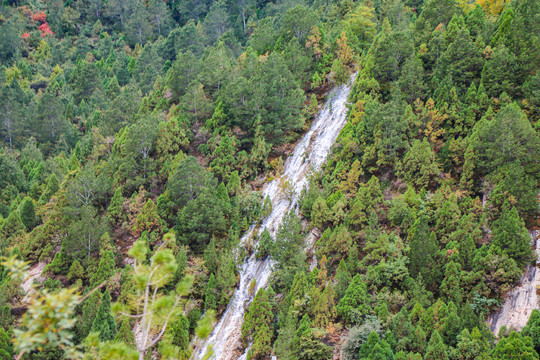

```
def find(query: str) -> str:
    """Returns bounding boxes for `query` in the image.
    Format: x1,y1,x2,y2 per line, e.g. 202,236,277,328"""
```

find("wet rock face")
488,230,540,335
192,73,358,360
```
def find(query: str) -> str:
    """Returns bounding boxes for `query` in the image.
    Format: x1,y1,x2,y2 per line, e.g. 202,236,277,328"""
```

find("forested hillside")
0,0,538,359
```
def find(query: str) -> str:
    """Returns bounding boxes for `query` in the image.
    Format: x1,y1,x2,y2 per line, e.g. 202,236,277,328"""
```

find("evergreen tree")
440,261,463,305
133,199,162,236
491,206,532,266
0,210,25,241
108,187,125,225
491,331,538,359
90,289,118,341
0,328,11,357
523,310,540,354
397,138,441,189
337,274,369,324
168,315,189,350
205,273,217,311
19,197,37,232
242,288,273,359
425,330,449,360
408,216,443,291
77,291,101,341
335,259,352,301
89,250,116,287
114,319,135,346
0,306,11,331
472,103,540,176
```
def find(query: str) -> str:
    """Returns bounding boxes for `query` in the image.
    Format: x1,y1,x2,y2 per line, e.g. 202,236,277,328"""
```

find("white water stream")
488,230,540,335
192,73,357,360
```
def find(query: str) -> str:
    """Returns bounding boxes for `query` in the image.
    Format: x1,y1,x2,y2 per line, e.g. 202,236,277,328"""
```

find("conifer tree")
0,306,11,331
77,291,101,341
38,173,59,205
334,259,352,301
242,288,273,359
67,260,84,281
205,273,217,311
89,250,116,287
491,206,532,266
337,274,369,324
523,310,540,354
115,319,135,346
0,210,25,241
132,199,162,236
108,187,125,225
168,315,189,350
397,138,441,189
0,328,11,357
425,330,449,360
19,197,37,231
491,331,538,359
440,261,463,305
91,289,118,341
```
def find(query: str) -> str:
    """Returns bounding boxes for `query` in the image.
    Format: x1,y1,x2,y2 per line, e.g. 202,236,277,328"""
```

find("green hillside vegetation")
0,0,538,358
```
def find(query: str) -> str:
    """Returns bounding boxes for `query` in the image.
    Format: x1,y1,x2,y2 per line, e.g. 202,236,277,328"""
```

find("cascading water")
192,73,357,360
488,230,540,335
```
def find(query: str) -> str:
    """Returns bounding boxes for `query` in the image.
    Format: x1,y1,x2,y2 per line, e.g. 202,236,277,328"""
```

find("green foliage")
90,289,118,341
523,310,540,354
89,250,116,287
19,197,37,232
108,187,125,225
491,206,532,266
425,330,449,360
205,273,217,311
472,103,540,176
242,288,273,359
491,331,539,359
271,210,306,289
397,138,441,189
337,274,369,324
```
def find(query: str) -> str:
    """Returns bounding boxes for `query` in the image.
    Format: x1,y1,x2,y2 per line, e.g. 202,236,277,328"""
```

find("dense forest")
0,0,539,358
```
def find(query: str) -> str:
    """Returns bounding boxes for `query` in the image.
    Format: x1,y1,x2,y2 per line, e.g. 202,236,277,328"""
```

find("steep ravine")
488,230,540,335
192,73,358,360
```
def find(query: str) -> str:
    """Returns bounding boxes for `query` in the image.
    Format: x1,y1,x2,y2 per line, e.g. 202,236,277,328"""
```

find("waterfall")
192,73,357,360
488,230,540,335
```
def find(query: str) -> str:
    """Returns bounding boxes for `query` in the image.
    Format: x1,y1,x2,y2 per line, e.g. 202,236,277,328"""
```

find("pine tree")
425,330,449,360
0,306,11,331
397,138,441,189
173,246,187,284
115,318,135,346
19,196,37,232
77,291,101,341
91,289,118,341
168,315,189,350
408,216,443,291
133,199,162,236
313,283,337,328
523,310,540,354
0,328,11,357
89,250,116,287
459,235,476,271
205,274,217,311
38,173,59,205
67,260,84,281
491,331,538,359
337,274,369,324
0,210,25,241
491,206,532,266
334,259,351,301
108,187,125,225
242,288,273,359
459,145,475,192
